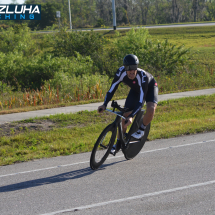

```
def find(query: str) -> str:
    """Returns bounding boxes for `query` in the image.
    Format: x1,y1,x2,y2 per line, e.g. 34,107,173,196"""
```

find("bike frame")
106,110,125,143
105,108,139,150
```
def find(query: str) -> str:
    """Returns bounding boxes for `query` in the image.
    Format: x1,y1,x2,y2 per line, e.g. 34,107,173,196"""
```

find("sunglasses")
124,65,138,71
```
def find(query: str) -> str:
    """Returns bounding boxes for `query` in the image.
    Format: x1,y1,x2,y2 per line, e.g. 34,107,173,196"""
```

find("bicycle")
90,100,150,170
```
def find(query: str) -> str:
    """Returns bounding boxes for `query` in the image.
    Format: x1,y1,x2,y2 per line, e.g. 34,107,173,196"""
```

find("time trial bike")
90,100,150,170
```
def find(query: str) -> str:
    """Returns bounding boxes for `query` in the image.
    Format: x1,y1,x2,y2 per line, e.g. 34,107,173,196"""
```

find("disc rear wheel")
123,123,150,160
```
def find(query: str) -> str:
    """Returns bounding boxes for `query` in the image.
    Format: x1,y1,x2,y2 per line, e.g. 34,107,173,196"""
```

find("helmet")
123,54,139,71
123,54,139,65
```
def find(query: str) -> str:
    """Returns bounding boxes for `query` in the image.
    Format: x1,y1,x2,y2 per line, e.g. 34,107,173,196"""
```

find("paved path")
35,22,215,33
0,88,214,124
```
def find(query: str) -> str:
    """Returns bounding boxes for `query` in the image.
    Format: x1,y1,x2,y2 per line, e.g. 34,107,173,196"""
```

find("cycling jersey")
103,66,158,118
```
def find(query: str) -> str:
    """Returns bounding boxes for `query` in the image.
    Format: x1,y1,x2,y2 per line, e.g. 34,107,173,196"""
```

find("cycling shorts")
124,78,158,111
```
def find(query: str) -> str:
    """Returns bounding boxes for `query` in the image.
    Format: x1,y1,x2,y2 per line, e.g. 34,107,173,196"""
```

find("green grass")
151,95,215,138
0,94,214,166
105,25,215,49
148,26,215,65
149,26,215,66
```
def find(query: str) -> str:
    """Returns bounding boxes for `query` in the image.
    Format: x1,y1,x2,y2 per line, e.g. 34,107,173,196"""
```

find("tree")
137,0,151,25
193,0,198,21
96,0,112,26
27,2,63,30
21,0,215,29
205,0,215,20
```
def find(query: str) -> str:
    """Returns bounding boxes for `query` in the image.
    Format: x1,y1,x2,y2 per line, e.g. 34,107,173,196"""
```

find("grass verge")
0,94,214,166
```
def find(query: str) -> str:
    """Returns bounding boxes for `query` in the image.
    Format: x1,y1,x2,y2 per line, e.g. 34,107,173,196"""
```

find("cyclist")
98,54,158,154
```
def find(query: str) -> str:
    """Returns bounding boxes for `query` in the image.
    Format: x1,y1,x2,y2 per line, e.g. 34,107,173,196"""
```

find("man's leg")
118,89,139,138
142,102,157,126
131,102,157,139
112,89,138,153
112,111,132,155
142,77,158,127
117,111,132,139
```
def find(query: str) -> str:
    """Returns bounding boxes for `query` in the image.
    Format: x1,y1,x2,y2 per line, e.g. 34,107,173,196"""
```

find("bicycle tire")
90,123,117,170
123,123,150,160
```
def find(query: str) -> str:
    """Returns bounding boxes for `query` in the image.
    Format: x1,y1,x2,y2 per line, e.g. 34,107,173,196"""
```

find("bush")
0,25,98,90
140,39,191,76
46,72,110,99
107,28,191,77
0,24,39,57
49,29,107,75
50,29,105,58
95,18,105,27
0,51,94,90
0,26,192,92
0,24,10,30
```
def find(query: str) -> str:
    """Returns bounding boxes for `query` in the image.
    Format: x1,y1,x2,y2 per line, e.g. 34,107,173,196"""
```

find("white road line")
40,179,215,215
0,161,89,178
0,139,214,178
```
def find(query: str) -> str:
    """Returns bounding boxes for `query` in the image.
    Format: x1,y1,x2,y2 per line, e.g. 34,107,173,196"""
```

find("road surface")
0,132,214,215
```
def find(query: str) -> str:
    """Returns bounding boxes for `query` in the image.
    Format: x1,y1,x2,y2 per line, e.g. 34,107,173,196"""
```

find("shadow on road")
0,160,125,192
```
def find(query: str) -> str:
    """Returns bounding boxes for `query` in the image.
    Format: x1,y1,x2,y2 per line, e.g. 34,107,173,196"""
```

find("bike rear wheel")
123,123,150,160
90,124,117,170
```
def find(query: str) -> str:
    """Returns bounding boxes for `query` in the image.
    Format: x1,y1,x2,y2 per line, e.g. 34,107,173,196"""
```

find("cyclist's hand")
124,117,132,127
98,105,106,113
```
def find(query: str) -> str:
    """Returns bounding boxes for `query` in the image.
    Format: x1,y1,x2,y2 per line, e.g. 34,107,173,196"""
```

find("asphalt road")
0,132,214,215
0,88,215,124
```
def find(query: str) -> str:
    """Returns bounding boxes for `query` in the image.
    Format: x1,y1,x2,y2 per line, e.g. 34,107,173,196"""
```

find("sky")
0,0,25,4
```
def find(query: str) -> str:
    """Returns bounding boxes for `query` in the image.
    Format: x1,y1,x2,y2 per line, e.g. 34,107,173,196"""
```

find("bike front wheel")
90,124,117,170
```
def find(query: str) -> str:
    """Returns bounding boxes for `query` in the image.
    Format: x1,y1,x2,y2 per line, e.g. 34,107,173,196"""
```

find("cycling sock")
140,123,146,131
